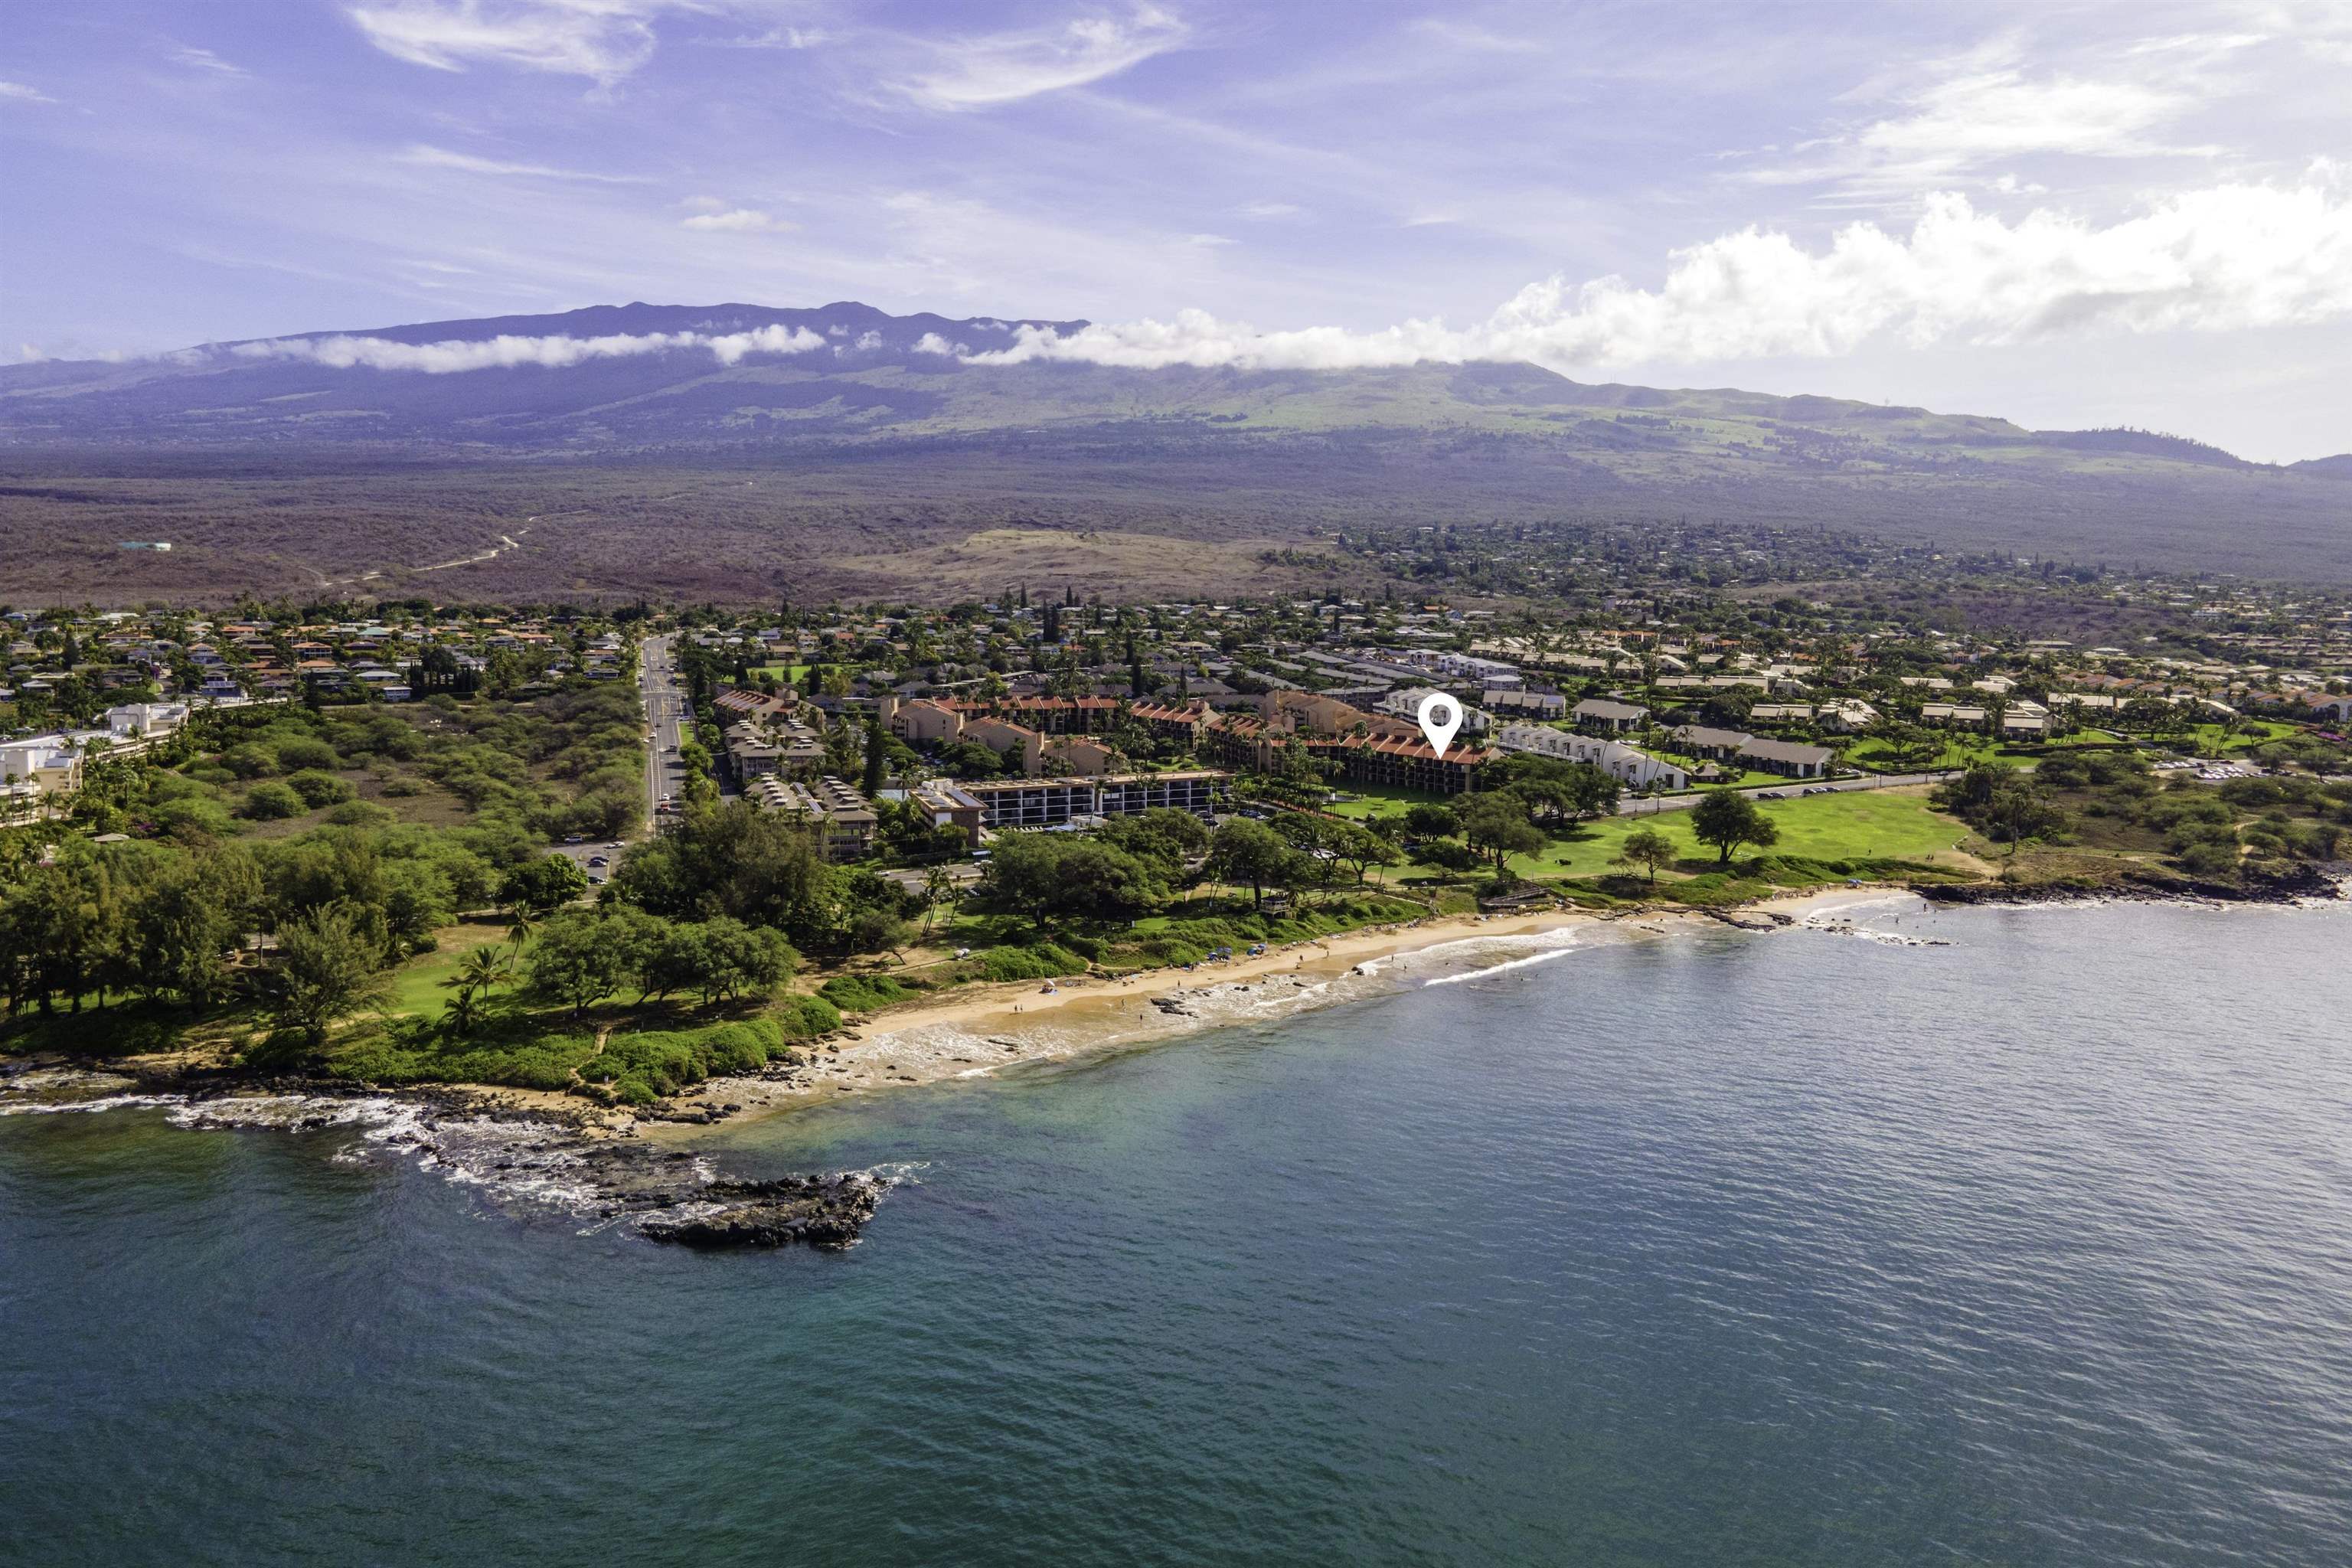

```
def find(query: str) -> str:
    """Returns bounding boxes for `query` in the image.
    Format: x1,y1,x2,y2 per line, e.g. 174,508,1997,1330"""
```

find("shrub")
286,769,356,808
240,781,305,820
774,995,842,1039
583,1018,788,1102
977,942,1088,982
818,974,923,1012
274,738,343,772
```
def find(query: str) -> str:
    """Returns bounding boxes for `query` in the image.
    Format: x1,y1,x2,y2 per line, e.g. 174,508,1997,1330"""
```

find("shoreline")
645,885,1885,1132
5,880,2341,1248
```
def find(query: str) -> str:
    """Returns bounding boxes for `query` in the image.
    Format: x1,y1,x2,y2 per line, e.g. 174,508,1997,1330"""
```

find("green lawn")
746,663,812,684
1843,729,2125,772
1499,789,1973,880
383,921,516,1022
2174,720,2301,756
1321,781,1448,820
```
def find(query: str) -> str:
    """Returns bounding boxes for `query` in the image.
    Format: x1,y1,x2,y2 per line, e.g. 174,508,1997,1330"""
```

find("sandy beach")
655,886,1903,1129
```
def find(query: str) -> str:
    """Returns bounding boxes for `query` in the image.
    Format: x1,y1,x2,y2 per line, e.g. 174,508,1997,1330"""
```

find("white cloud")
172,46,249,77
400,142,648,181
1856,68,2202,165
713,24,826,50
230,322,826,372
681,207,791,232
911,332,967,355
1236,200,1301,219
346,1,687,83
0,80,57,104
960,173,2352,371
1186,233,1234,247
896,5,1188,110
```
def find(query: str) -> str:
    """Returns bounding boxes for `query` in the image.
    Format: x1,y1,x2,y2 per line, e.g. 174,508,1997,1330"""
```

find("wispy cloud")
1746,34,2241,195
346,0,684,83
958,172,2352,371
400,142,648,181
172,45,250,77
681,207,791,232
894,5,1188,111
0,80,57,104
230,322,828,372
711,24,827,51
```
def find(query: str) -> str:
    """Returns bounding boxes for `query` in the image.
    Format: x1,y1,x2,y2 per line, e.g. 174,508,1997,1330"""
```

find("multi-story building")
745,774,878,861
1491,724,1687,790
959,769,1228,830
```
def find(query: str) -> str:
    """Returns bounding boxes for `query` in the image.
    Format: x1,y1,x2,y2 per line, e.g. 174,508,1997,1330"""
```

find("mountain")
2,302,2348,599
2289,453,2352,479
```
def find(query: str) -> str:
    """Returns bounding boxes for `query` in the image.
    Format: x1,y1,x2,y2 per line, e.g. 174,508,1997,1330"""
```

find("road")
547,632,689,881
639,632,691,822
1615,769,1962,815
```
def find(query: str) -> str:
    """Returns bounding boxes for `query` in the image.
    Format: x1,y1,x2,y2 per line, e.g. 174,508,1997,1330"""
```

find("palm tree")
439,944,514,1035
921,864,958,939
505,905,538,948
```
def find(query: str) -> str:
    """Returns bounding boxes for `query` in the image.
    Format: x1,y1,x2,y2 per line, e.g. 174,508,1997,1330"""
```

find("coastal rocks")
1916,863,2345,909
639,1173,884,1250
1702,909,1793,932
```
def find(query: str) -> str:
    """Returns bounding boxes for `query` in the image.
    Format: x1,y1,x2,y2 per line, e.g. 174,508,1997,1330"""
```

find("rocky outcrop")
638,1173,883,1250
1915,862,2344,907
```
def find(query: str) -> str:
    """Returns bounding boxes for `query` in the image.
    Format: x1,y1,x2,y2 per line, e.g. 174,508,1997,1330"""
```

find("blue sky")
5,0,2348,459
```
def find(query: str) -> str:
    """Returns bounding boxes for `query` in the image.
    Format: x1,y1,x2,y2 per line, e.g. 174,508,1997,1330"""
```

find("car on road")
605,841,623,848
563,835,584,844
587,855,608,867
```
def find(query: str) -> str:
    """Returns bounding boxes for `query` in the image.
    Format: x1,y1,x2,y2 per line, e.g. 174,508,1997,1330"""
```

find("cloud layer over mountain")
200,173,2351,381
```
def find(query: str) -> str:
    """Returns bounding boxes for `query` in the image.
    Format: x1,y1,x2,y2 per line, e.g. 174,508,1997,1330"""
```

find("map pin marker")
1416,692,1463,759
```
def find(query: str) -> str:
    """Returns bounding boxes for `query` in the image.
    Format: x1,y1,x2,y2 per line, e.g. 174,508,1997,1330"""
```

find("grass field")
1479,789,1974,881
1842,729,2125,771
1321,782,1448,820
383,920,518,1022
2174,720,2301,756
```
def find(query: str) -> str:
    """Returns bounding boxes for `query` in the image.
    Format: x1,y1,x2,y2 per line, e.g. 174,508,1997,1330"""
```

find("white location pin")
1416,692,1463,758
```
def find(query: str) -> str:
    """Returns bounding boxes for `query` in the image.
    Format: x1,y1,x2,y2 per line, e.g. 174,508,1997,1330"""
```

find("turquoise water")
5,899,2351,1566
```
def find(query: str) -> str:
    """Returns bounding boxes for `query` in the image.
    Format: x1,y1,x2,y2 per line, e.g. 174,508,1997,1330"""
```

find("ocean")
5,897,2350,1566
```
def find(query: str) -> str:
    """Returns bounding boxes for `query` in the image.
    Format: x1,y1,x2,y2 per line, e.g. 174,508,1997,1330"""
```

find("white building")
1493,723,1687,790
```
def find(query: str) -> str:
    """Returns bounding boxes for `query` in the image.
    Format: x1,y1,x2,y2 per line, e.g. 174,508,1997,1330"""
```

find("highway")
546,632,689,884
639,632,691,822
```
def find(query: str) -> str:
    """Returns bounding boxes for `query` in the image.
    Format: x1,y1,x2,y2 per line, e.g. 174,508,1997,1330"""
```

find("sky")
3,0,2349,461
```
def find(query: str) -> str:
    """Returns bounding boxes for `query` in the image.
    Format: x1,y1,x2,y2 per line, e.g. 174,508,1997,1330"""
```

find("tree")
1402,802,1459,840
1689,789,1779,864
438,944,514,1035
1327,821,1402,884
525,909,639,1015
920,864,959,938
270,902,390,1043
688,916,798,1004
861,710,888,795
499,854,588,920
1458,792,1544,873
983,833,1166,929
1612,827,1677,884
1206,818,1292,910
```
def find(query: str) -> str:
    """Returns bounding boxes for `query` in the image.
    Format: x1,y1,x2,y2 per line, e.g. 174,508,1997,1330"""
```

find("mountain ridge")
0,300,2318,472
3,302,2347,596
